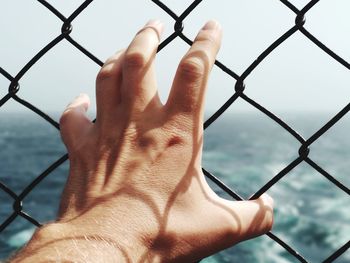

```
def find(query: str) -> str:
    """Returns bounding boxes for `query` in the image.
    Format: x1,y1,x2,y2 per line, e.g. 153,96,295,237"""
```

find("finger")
95,49,125,123
59,93,92,149
166,20,222,118
122,19,164,112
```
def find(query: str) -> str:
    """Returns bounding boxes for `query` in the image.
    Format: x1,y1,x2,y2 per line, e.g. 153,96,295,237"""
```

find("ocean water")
0,112,349,262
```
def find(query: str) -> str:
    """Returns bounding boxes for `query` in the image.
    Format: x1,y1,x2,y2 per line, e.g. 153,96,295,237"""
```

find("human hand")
12,19,273,263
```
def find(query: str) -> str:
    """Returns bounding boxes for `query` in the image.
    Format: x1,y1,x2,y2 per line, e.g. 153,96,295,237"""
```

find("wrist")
10,220,153,263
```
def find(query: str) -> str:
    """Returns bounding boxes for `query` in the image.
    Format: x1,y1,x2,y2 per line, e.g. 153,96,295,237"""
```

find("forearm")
8,196,167,263
9,222,140,263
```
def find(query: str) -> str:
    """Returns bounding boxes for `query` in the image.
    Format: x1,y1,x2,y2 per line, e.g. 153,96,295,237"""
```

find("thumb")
223,193,274,243
188,193,274,261
59,93,92,150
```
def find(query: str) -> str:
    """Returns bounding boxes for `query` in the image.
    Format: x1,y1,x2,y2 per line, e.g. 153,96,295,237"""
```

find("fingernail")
144,19,164,39
77,93,87,99
202,20,220,30
262,193,274,207
145,19,161,27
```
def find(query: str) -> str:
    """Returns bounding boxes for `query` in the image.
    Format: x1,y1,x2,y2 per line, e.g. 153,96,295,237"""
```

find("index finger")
166,20,222,118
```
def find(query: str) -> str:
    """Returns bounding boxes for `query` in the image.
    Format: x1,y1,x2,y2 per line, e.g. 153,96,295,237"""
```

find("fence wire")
0,0,349,262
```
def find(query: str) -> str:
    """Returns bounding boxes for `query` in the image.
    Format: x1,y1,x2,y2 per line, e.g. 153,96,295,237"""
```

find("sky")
1,0,349,120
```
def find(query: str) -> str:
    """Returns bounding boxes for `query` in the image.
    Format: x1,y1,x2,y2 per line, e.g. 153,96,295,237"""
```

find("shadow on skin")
11,46,272,263
135,50,272,262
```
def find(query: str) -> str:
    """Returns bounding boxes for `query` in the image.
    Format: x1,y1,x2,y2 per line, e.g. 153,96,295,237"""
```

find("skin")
9,19,274,263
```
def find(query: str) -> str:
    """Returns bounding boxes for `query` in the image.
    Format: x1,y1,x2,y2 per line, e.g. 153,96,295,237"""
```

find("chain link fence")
0,0,349,262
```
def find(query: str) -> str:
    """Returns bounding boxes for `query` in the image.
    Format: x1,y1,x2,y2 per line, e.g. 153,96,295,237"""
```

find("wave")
7,228,35,248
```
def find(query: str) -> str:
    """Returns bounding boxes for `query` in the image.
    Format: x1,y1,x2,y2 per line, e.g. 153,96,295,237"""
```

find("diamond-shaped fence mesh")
0,0,349,262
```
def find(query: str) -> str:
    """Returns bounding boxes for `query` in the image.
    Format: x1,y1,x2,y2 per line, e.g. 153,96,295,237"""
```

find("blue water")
0,112,349,262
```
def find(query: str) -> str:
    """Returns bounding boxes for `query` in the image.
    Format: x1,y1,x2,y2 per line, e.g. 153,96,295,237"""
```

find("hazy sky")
1,0,349,119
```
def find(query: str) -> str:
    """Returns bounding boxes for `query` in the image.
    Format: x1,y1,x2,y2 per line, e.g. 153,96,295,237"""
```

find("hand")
11,19,273,263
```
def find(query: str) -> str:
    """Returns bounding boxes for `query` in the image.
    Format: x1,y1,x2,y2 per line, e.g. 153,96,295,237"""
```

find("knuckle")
96,51,124,83
162,119,192,145
178,57,206,81
96,66,115,83
59,108,83,128
59,110,72,127
124,51,147,68
165,133,189,148
198,31,220,47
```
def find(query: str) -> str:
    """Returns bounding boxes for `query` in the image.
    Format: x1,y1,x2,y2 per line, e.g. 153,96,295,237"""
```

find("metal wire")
1,0,349,262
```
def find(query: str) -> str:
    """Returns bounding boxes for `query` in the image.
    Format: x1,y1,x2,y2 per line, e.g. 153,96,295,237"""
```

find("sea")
0,112,349,263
